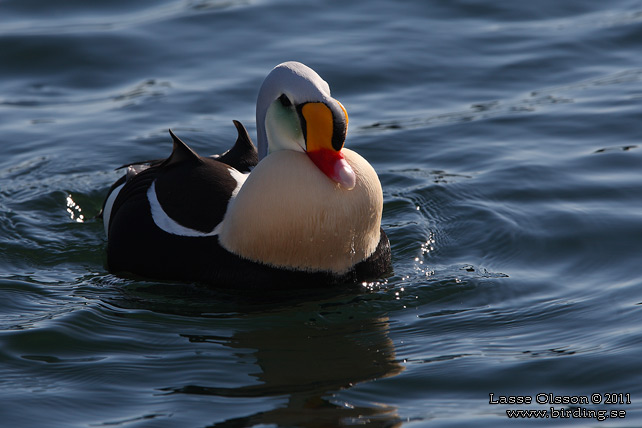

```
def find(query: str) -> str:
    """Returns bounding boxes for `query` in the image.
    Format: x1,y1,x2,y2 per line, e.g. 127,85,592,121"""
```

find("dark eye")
278,94,292,107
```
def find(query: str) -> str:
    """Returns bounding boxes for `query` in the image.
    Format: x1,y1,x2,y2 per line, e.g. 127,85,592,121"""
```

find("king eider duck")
102,61,391,289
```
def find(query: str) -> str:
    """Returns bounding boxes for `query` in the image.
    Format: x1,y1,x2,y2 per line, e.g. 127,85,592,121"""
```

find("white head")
255,61,356,190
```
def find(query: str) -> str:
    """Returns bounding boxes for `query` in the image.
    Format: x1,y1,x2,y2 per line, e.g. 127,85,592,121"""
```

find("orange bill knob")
301,101,356,190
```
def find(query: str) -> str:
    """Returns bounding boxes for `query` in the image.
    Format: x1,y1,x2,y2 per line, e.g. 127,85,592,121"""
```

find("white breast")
218,149,383,273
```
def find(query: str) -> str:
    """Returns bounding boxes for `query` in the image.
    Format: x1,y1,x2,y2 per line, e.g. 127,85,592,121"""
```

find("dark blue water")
2,1,642,426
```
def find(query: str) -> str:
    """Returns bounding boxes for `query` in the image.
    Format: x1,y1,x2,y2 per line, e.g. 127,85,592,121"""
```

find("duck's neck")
255,106,269,160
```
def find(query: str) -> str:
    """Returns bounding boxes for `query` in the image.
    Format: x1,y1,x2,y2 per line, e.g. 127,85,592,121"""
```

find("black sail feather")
215,120,258,173
162,129,202,167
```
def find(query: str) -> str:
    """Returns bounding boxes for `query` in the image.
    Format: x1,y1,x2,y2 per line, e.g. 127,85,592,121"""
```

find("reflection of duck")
172,314,404,427
102,62,391,288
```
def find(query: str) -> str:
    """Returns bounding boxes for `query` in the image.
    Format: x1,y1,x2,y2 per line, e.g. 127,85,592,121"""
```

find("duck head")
256,61,356,190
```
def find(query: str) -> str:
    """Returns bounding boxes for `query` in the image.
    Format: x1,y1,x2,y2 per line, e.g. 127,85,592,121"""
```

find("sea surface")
1,0,642,427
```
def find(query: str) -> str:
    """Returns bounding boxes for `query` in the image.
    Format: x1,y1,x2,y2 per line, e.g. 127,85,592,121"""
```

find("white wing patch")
147,180,221,237
103,182,125,237
228,167,249,198
145,168,248,238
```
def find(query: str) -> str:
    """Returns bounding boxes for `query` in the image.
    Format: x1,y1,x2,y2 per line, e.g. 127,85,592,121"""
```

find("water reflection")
167,313,404,427
65,194,85,223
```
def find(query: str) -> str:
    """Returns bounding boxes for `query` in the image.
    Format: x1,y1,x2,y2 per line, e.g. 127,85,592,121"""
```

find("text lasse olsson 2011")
489,393,630,421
